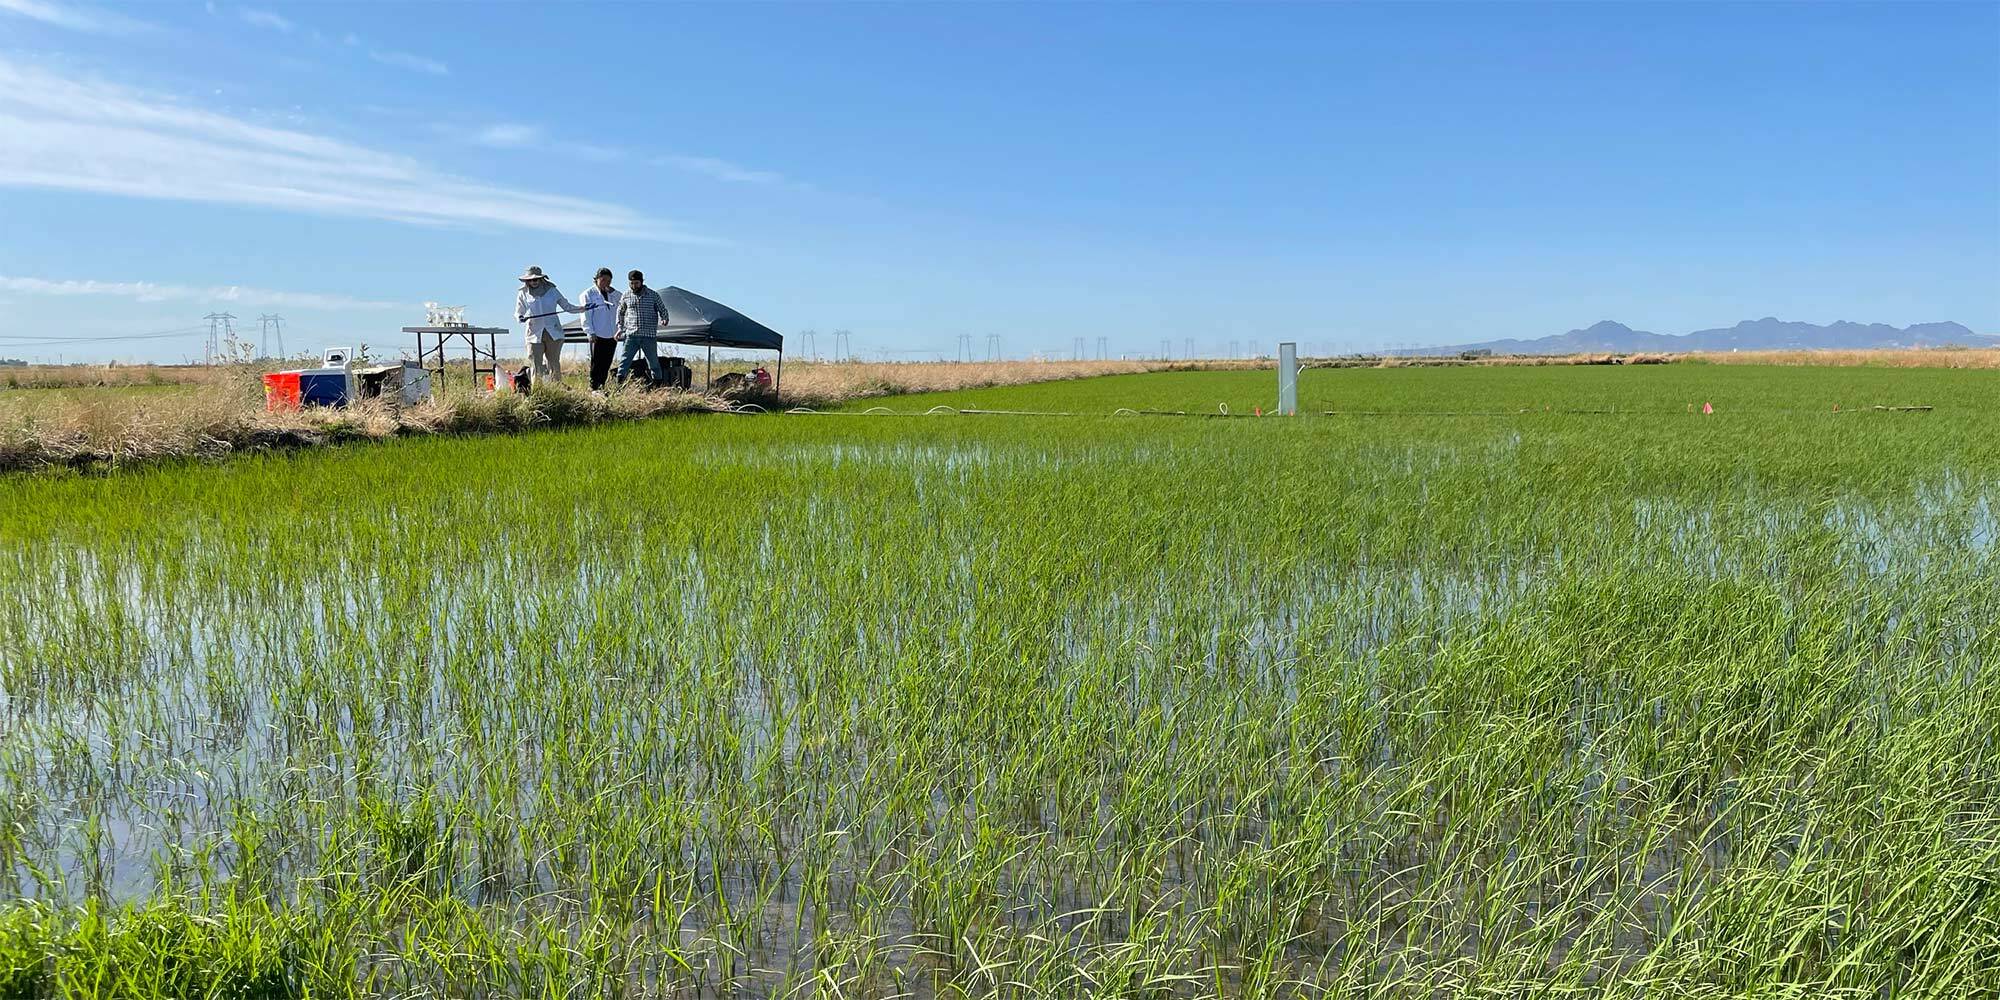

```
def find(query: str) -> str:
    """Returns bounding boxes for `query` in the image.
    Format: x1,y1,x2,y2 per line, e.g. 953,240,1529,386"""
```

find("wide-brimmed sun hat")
517,265,549,282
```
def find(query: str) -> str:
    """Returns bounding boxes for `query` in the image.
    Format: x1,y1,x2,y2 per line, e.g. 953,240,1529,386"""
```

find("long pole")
775,349,783,398
1278,341,1298,415
706,344,713,391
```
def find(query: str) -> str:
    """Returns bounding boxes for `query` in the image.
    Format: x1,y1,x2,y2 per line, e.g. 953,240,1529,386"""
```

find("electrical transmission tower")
985,333,1001,361
832,329,853,361
1095,336,1108,360
1183,337,1195,360
202,312,237,365
1229,339,1241,360
1161,338,1172,360
257,314,285,360
1072,336,1085,362
799,329,818,361
956,333,973,362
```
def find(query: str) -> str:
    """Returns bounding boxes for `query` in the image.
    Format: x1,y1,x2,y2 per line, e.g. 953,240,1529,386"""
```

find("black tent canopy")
654,287,783,351
562,286,784,390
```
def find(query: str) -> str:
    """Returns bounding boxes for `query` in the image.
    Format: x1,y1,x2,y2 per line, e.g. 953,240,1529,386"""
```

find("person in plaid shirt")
615,269,669,384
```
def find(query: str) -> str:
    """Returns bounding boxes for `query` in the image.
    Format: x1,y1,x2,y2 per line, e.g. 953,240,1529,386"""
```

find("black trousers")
588,337,617,390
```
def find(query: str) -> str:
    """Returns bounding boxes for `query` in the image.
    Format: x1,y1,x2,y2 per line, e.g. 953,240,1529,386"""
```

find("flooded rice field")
2,376,1997,996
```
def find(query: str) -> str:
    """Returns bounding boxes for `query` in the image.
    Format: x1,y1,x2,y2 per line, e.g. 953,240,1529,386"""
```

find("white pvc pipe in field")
1278,342,1298,415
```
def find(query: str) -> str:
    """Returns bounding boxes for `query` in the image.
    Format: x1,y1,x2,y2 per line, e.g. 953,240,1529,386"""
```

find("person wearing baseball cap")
513,265,584,385
614,269,670,385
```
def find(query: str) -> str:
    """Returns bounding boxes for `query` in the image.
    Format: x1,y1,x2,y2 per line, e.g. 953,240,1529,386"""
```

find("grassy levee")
0,365,1995,996
0,360,1239,473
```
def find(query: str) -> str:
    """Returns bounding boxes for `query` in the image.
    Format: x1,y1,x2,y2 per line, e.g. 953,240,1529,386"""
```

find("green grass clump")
0,898,350,998
0,365,1994,996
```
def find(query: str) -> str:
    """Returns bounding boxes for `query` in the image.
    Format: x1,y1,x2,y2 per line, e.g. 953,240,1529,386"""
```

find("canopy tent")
659,287,783,351
563,286,783,392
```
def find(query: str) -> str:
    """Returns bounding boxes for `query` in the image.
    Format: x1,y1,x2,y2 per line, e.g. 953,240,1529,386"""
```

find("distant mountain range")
1420,319,1996,356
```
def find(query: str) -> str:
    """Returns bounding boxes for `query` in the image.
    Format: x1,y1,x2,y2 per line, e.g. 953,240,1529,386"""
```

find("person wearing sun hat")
513,265,584,385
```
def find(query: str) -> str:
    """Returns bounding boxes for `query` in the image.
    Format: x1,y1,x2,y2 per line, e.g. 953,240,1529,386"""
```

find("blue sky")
0,0,1994,363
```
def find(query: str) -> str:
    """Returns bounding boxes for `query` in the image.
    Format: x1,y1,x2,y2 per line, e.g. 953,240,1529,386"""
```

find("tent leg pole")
706,345,712,391
775,350,782,399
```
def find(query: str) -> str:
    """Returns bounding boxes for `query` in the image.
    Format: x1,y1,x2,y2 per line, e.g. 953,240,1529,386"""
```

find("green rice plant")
0,364,1994,996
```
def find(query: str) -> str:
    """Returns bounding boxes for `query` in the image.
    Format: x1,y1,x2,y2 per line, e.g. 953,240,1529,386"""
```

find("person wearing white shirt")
578,267,623,390
513,265,584,385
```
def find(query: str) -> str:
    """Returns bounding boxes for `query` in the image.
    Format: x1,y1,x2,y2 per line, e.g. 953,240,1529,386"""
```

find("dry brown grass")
0,365,722,473
771,358,1255,408
1346,348,2000,368
1683,347,2000,368
1364,354,1656,368
0,362,217,390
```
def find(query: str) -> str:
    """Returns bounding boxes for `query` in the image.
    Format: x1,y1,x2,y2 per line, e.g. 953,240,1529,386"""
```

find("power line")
0,325,208,345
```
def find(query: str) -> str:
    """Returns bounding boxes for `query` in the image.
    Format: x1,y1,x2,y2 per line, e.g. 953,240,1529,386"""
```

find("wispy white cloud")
465,123,620,162
453,117,791,186
470,126,783,181
0,56,701,242
473,123,540,149
237,7,291,32
227,9,439,78
369,48,448,76
0,0,152,34
654,153,786,186
0,275,403,310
